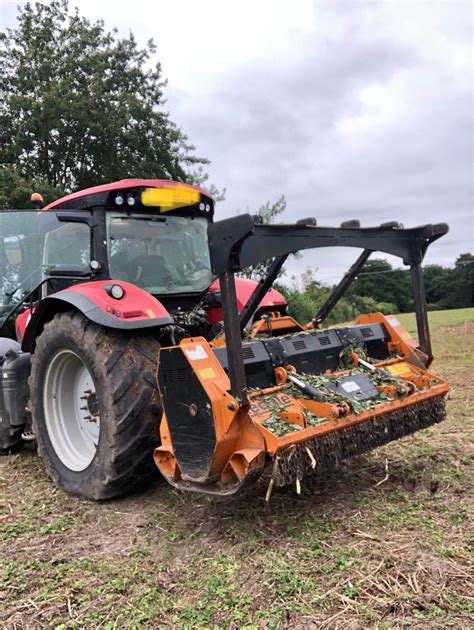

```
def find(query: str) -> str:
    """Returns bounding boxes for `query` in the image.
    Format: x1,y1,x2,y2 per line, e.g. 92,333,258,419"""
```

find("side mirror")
3,236,23,265
44,264,91,278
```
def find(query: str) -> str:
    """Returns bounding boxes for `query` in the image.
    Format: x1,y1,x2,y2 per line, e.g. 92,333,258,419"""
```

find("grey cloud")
167,4,472,281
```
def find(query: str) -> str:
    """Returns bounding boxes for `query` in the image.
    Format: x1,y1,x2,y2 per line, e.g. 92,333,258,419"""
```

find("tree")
349,259,413,313
277,254,471,326
278,269,353,325
423,264,451,307
0,165,64,209
439,254,474,309
0,0,208,203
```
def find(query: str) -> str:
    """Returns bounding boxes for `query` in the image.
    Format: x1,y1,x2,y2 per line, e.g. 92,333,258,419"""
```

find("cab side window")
43,223,91,267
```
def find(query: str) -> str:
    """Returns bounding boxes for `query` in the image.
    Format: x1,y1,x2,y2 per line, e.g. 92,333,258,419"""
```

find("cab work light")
141,184,200,211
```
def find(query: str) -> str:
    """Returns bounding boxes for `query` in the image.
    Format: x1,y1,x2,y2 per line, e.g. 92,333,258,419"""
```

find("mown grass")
397,307,474,332
1,308,473,628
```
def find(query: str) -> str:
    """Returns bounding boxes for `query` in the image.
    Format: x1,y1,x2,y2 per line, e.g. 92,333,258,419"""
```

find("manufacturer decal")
341,381,361,393
185,345,208,361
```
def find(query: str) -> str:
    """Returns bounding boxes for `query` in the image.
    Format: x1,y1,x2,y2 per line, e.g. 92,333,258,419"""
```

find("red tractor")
0,180,449,499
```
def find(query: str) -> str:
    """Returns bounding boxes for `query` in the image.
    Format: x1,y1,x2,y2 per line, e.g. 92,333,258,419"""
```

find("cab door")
0,210,43,334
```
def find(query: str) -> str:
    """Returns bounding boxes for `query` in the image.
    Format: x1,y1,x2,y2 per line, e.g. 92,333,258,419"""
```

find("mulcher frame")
207,215,449,406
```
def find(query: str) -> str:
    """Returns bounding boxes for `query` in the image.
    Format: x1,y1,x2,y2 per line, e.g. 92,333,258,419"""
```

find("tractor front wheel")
29,311,161,499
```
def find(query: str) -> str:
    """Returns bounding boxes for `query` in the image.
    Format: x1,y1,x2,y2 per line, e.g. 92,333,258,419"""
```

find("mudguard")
21,280,173,352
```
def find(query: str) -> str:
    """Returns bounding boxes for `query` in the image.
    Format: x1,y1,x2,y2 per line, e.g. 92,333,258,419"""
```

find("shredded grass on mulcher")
1,308,473,628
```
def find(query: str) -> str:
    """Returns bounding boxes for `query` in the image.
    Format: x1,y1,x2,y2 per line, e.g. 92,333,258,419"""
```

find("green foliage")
418,256,473,311
348,256,473,313
0,165,63,209
352,295,398,316
0,0,207,204
277,269,353,325
440,254,474,309
423,264,452,305
278,284,316,324
348,259,413,313
279,256,472,326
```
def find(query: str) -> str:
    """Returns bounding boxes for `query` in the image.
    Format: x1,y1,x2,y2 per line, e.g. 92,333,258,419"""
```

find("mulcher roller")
272,395,446,487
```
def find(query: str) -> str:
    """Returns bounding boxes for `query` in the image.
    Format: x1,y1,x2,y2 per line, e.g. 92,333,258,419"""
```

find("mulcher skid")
154,217,449,495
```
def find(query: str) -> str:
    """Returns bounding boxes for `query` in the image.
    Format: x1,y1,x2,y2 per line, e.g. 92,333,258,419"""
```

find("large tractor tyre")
29,311,162,500
0,338,25,454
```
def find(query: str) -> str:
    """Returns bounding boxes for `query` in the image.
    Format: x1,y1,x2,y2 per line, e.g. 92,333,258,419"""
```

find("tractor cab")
43,179,216,298
0,210,45,333
0,180,217,335
106,211,212,294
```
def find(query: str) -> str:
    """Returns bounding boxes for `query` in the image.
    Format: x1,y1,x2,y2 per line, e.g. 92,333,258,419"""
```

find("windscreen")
0,211,91,328
107,213,213,295
0,211,43,327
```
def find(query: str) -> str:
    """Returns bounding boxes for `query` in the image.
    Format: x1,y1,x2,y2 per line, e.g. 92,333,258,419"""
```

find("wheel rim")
43,349,100,471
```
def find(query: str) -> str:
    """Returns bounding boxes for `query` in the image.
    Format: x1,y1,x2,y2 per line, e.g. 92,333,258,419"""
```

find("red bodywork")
15,278,287,342
63,280,170,319
16,280,171,342
15,310,32,342
207,278,287,324
43,179,213,211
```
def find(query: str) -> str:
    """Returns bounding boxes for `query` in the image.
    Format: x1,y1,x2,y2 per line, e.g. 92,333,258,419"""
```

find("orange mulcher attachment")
154,216,449,496
154,314,447,495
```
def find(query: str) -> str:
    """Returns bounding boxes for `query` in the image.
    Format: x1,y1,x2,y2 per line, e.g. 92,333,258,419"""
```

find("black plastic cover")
213,323,391,390
1,350,31,429
269,330,342,374
335,323,390,360
322,374,379,402
213,342,274,390
158,347,216,479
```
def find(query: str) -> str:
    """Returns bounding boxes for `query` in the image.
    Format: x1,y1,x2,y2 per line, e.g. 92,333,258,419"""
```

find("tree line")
276,254,473,325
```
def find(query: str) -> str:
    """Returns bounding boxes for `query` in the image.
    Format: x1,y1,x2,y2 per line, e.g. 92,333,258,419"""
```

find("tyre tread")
29,311,161,500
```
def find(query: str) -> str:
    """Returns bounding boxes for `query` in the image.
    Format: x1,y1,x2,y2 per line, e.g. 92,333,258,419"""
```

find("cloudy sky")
2,0,473,284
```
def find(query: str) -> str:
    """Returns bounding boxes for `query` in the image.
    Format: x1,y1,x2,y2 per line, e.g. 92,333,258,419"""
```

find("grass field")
1,308,473,629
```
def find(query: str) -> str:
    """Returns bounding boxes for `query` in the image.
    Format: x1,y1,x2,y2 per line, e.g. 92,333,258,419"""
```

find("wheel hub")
80,390,100,421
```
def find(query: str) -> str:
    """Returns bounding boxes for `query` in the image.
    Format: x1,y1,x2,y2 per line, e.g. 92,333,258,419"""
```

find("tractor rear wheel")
29,311,161,499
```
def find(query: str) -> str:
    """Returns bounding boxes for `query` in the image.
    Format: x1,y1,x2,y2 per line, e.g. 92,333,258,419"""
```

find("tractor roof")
43,179,214,212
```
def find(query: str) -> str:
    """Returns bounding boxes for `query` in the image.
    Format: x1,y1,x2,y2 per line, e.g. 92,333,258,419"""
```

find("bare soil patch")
438,322,474,336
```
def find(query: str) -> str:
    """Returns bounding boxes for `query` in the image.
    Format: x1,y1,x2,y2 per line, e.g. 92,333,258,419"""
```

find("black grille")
163,368,189,383
293,340,307,350
242,346,256,359
361,327,374,338
318,336,331,346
